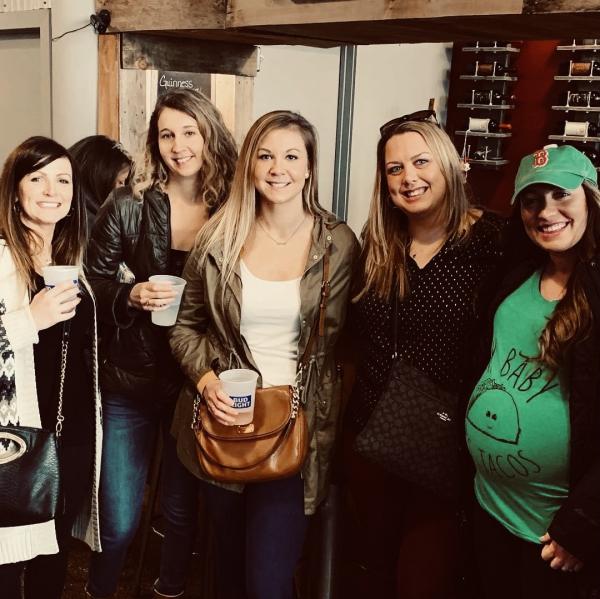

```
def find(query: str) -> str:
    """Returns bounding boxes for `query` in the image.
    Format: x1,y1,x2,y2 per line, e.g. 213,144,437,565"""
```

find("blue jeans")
87,392,199,597
202,475,309,599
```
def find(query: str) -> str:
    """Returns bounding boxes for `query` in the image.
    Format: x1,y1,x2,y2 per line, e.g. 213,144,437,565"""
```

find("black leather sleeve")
85,190,137,329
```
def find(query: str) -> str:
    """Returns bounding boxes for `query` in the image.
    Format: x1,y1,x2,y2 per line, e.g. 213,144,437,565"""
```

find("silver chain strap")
55,324,69,437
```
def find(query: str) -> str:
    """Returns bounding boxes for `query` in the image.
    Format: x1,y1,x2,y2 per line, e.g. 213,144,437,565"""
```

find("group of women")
0,87,599,599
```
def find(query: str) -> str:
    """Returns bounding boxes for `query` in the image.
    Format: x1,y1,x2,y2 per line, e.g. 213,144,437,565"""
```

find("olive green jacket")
169,214,358,514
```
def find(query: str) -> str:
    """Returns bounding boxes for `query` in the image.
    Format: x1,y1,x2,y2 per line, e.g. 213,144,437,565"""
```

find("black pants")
0,443,93,599
473,502,580,599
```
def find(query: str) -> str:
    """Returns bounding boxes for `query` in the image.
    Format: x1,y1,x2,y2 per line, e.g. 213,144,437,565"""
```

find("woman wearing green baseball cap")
466,144,600,598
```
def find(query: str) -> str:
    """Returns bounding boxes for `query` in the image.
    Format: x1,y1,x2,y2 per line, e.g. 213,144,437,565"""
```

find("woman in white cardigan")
0,137,102,599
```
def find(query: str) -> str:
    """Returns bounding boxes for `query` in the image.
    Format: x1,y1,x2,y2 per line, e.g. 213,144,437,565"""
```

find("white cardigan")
0,240,103,563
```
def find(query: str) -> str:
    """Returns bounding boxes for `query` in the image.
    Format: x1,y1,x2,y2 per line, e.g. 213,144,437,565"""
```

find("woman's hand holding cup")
30,281,80,331
201,379,238,426
128,280,177,311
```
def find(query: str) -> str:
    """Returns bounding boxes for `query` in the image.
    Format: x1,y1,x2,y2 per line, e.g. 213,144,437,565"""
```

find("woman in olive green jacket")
169,110,357,599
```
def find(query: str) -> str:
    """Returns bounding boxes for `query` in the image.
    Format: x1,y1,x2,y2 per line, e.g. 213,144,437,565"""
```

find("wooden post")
97,34,120,139
211,74,254,147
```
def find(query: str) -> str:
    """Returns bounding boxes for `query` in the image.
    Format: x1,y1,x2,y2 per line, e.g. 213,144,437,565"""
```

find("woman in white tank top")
168,110,358,599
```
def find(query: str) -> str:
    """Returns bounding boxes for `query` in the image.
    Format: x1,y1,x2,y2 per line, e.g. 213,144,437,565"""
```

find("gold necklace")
409,237,445,260
257,215,308,246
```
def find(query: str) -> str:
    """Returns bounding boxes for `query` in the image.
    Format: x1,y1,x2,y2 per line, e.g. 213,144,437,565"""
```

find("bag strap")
298,245,331,370
391,286,399,360
56,321,70,437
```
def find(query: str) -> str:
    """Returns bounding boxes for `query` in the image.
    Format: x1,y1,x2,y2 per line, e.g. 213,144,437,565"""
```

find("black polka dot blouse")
347,212,506,432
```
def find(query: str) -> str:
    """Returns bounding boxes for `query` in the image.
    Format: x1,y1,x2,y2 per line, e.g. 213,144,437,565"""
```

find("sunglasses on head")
379,110,439,137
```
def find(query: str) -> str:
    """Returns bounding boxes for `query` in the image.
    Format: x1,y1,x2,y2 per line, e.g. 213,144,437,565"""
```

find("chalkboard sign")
157,71,211,97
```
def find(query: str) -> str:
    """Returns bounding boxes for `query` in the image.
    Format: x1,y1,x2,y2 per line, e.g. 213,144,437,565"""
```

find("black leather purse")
354,295,460,501
0,323,69,527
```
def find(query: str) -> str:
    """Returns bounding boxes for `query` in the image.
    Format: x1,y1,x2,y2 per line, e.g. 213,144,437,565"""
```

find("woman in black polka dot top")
343,114,505,599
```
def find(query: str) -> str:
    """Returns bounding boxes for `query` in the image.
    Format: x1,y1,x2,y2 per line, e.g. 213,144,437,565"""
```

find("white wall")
51,0,97,147
347,43,452,235
253,45,340,211
0,32,43,162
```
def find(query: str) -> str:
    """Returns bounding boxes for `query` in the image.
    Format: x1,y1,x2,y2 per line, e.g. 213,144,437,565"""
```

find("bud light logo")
232,394,252,409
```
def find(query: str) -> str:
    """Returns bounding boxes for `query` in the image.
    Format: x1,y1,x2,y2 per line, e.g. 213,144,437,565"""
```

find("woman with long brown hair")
85,89,237,598
467,145,600,599
0,136,102,598
345,112,505,597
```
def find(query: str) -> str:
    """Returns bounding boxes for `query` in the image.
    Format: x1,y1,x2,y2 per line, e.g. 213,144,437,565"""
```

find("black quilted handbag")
354,297,460,501
0,322,69,526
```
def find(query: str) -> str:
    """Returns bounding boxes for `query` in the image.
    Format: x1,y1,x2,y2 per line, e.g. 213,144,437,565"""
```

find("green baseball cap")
511,144,598,204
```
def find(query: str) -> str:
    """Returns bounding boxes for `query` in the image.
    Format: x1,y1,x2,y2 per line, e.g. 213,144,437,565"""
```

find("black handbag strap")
391,287,399,360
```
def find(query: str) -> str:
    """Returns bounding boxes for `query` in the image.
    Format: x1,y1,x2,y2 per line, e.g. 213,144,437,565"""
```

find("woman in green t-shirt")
467,144,600,599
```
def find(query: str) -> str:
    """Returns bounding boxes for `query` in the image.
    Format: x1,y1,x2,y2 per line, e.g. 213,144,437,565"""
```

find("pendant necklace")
257,215,308,246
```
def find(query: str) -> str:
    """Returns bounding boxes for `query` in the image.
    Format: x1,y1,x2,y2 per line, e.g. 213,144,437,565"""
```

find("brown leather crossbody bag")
192,247,331,483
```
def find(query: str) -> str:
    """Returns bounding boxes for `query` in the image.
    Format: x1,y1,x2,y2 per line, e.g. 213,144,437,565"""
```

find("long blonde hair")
0,136,85,291
355,120,477,302
197,110,328,287
132,89,237,213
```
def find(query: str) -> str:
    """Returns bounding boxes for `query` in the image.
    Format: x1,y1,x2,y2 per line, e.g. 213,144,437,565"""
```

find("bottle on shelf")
567,60,600,77
471,89,511,105
493,63,517,77
561,120,598,137
467,117,499,133
472,147,491,160
565,91,590,107
591,92,600,107
470,62,516,77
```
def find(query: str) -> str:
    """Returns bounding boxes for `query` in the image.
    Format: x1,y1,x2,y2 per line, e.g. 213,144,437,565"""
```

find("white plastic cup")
42,265,79,289
148,275,187,326
219,369,259,425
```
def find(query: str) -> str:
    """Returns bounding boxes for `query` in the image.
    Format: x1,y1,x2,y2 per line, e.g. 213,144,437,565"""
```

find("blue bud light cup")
219,369,259,425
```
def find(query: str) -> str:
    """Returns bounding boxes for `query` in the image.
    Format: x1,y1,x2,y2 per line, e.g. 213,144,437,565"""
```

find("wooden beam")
95,0,226,31
226,0,524,28
97,33,120,140
524,0,600,13
119,69,150,160
121,33,258,77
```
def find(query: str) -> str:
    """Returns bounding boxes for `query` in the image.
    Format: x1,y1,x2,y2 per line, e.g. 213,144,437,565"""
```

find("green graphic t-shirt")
466,270,570,544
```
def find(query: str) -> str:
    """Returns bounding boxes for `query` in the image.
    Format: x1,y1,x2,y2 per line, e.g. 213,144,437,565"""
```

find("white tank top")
240,260,301,388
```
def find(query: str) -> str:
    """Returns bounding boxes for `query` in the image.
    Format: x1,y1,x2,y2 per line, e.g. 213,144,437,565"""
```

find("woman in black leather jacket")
85,89,237,598
467,145,600,599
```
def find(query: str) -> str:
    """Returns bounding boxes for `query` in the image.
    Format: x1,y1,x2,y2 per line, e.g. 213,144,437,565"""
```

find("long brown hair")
197,110,328,290
516,182,600,370
355,120,477,302
0,136,85,291
132,89,237,213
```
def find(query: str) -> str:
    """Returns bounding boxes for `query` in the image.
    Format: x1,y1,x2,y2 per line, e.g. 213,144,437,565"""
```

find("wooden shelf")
463,46,520,53
460,75,517,81
548,134,600,142
455,130,512,138
457,103,515,110
555,75,600,81
552,105,600,112
468,158,509,166
557,45,600,51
